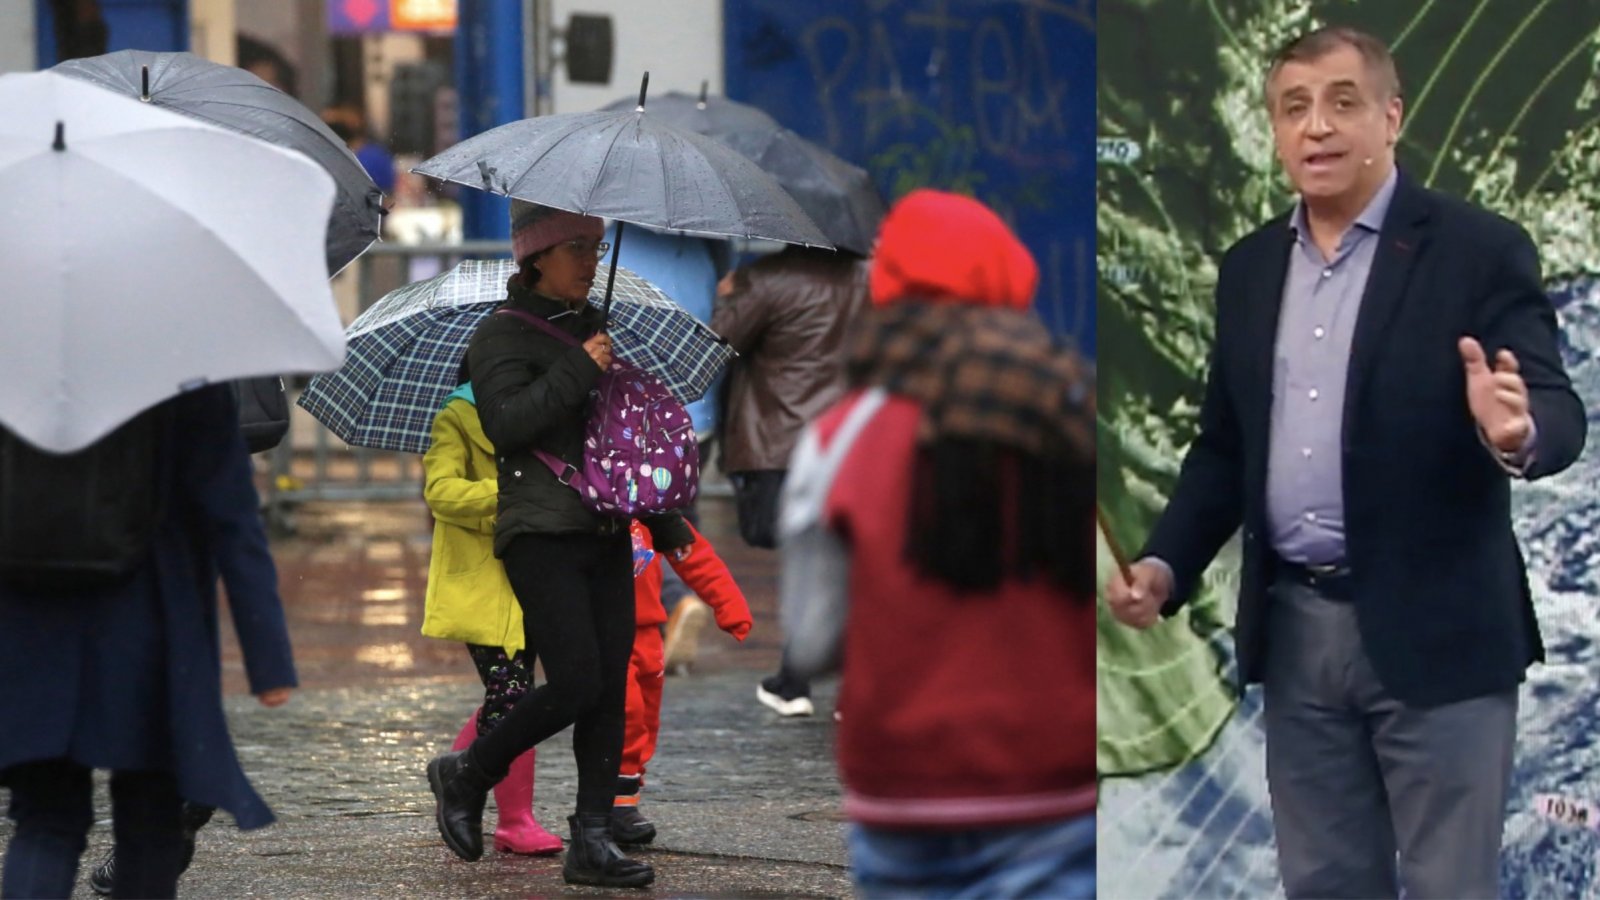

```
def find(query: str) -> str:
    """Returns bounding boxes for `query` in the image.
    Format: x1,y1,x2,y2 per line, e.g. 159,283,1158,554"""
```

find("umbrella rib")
656,127,677,232
504,117,595,207
580,115,635,214
692,134,762,239
149,64,219,94
164,98,372,173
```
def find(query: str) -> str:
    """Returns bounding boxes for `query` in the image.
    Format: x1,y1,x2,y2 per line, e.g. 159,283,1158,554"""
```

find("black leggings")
2,759,183,900
469,530,634,816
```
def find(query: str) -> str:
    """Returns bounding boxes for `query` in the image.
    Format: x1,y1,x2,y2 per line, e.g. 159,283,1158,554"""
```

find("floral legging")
466,644,533,735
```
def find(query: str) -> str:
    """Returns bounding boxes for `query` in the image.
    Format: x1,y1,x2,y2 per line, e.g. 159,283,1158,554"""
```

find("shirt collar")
1288,164,1399,242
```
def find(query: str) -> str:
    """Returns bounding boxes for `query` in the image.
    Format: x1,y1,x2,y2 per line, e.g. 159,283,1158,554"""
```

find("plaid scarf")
846,301,1094,464
845,301,1095,596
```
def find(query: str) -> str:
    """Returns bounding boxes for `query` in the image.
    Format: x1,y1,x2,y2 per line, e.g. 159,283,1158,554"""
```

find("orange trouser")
620,624,665,789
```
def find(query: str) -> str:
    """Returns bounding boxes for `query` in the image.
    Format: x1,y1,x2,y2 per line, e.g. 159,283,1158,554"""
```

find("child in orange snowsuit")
611,517,753,844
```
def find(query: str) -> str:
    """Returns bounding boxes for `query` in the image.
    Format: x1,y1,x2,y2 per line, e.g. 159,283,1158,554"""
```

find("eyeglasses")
561,239,611,259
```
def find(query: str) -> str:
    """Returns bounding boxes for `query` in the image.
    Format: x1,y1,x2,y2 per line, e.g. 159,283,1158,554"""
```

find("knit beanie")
868,189,1038,310
510,199,605,263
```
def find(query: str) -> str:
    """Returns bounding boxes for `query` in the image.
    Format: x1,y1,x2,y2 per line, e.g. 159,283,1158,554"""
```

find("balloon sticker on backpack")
494,308,700,517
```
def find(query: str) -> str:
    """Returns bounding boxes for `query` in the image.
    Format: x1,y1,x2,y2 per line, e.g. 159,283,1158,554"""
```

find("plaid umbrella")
297,258,733,454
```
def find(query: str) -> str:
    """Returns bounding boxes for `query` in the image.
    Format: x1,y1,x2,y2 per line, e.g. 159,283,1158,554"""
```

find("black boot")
88,803,216,895
562,813,655,888
177,802,215,873
609,805,657,845
427,749,497,861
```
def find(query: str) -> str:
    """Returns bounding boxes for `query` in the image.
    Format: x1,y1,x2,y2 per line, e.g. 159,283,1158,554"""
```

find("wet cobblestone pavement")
0,497,851,898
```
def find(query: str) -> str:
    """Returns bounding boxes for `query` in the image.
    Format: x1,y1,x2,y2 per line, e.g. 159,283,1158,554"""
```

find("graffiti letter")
972,16,1016,156
800,17,860,148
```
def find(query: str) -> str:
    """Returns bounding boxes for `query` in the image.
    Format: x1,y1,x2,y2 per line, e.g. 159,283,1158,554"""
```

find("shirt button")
1321,269,1333,279
1313,327,1326,339
1302,447,1312,458
1305,512,1317,522
513,470,522,477
1308,388,1319,400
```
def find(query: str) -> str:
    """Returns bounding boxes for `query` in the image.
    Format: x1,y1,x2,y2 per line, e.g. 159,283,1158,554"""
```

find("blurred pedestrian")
425,199,688,889
0,385,298,900
712,244,868,716
613,517,752,844
322,104,395,199
780,189,1096,899
419,380,563,855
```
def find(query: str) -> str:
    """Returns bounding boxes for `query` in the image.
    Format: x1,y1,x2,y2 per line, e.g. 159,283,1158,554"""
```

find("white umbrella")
0,70,345,453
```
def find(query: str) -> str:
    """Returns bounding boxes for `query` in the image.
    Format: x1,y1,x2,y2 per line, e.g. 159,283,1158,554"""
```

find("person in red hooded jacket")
778,189,1095,899
610,517,753,846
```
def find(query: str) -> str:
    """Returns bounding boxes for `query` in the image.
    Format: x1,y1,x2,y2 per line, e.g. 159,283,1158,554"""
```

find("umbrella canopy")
411,84,829,249
53,49,384,276
602,87,884,255
297,259,733,454
0,71,345,453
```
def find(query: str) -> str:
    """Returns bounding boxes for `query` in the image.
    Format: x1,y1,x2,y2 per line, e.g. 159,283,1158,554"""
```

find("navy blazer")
1143,173,1586,708
0,385,296,829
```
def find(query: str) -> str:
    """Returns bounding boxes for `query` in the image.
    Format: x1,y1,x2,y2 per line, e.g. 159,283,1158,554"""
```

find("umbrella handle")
601,219,625,321
1097,502,1134,585
637,72,650,111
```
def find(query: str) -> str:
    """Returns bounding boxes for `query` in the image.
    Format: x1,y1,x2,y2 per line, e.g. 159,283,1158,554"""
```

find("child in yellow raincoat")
420,382,563,854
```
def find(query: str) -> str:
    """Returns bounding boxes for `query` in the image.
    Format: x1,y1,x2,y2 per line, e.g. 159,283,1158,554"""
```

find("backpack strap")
492,307,588,487
495,306,583,347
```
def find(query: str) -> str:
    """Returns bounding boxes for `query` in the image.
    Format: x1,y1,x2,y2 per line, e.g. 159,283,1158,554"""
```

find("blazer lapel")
1342,178,1431,443
1244,224,1294,430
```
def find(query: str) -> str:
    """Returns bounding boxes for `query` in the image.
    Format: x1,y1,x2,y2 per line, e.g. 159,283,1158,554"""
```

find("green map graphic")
1097,0,1600,777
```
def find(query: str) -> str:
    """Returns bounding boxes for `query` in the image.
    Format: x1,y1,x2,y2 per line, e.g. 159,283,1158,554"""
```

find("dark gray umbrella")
53,50,384,276
413,74,831,315
600,83,883,255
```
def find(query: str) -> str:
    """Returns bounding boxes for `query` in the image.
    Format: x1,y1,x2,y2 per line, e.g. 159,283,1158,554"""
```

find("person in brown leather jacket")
711,244,868,715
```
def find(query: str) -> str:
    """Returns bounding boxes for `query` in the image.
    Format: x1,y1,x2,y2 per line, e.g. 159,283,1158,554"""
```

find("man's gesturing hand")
1105,559,1173,630
1459,337,1531,453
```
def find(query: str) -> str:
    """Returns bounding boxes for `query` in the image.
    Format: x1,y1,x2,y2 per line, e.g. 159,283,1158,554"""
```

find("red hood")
868,188,1038,310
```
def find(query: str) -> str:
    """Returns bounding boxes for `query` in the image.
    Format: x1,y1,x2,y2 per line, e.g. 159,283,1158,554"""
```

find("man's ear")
1386,96,1404,147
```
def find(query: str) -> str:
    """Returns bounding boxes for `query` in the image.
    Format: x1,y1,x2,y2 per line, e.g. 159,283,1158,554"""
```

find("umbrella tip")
51,121,64,152
140,65,151,102
698,80,708,108
636,71,650,112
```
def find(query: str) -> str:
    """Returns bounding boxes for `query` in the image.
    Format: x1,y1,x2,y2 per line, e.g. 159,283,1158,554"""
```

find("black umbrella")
601,82,885,255
53,50,384,276
413,73,831,317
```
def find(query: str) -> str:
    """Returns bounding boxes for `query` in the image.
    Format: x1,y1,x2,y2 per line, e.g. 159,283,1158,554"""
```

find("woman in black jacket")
426,201,686,890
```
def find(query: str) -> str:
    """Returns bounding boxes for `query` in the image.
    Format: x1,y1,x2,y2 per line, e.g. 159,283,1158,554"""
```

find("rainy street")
0,494,851,899
0,3,1088,898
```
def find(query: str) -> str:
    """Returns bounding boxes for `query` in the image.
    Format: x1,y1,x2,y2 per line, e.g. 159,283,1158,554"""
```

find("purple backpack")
496,308,699,517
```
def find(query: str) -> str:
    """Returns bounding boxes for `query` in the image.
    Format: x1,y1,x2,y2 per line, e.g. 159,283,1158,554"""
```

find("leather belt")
1277,560,1353,602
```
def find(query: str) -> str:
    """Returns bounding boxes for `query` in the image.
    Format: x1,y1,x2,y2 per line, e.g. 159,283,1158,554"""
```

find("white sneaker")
757,684,815,717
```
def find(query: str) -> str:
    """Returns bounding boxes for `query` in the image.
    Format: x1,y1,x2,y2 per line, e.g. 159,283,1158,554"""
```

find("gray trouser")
1263,579,1517,899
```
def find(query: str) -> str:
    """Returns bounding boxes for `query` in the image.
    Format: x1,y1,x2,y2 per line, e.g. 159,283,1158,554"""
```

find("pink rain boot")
492,747,564,855
451,710,479,753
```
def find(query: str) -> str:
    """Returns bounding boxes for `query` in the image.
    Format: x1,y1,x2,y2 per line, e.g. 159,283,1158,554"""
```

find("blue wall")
35,0,190,67
723,0,1095,353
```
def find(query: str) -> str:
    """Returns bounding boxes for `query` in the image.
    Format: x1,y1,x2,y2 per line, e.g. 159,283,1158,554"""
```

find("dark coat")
467,280,616,555
0,385,297,829
1143,173,1587,708
465,279,700,556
